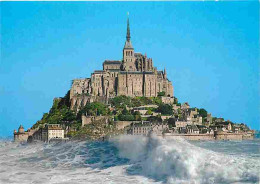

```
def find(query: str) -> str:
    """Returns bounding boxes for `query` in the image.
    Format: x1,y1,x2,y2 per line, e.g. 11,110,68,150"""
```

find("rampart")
163,133,215,140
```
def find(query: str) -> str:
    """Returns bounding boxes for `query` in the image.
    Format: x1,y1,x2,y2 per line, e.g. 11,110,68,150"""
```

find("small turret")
18,125,25,133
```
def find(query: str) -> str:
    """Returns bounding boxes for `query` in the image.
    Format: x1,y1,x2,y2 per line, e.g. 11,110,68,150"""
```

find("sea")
0,135,259,184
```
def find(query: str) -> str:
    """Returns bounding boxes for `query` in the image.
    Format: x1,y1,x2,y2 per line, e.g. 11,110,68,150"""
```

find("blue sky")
0,2,259,137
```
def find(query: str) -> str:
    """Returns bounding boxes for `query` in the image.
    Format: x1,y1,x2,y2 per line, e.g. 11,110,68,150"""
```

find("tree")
118,114,135,121
157,104,173,115
80,102,108,116
148,115,162,123
168,118,176,128
109,95,131,109
199,108,207,118
152,97,162,105
157,91,166,97
173,97,178,104
122,107,130,115
146,109,153,115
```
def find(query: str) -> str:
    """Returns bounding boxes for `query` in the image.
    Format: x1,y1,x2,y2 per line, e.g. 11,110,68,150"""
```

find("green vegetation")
68,118,122,140
114,107,141,121
145,109,153,115
109,95,132,109
173,97,178,104
167,118,176,128
199,108,208,118
157,91,166,97
30,89,252,141
157,104,173,115
147,115,162,123
109,95,162,109
78,102,110,116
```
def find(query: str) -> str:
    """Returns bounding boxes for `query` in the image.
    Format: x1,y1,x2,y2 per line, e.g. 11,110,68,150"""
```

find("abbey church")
70,17,174,109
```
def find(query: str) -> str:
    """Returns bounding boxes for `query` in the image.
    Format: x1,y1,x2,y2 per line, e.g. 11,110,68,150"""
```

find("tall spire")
126,12,130,42
164,67,167,79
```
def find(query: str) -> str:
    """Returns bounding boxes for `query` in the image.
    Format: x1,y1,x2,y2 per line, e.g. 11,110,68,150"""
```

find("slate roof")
124,40,133,49
103,60,122,65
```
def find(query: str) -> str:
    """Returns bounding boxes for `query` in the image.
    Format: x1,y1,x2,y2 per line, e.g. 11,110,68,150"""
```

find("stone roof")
134,53,142,56
45,124,63,130
132,122,152,127
18,125,25,133
108,69,121,72
124,40,133,49
157,71,163,74
187,125,199,131
47,127,63,130
103,60,122,65
94,70,105,74
120,71,142,74
119,71,155,75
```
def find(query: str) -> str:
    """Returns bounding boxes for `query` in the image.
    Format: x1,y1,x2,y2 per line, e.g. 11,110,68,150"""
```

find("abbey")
70,17,174,109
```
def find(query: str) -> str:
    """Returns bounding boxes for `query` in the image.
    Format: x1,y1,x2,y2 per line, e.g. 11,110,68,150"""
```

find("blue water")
0,135,259,184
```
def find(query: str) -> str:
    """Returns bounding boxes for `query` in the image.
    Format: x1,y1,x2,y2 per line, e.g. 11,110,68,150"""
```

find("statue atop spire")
126,12,130,42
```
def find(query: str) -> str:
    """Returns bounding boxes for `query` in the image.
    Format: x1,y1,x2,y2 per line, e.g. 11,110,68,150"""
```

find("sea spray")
0,137,259,184
110,135,260,183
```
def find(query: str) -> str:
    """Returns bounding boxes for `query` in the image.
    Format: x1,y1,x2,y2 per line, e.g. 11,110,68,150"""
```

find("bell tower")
122,13,136,71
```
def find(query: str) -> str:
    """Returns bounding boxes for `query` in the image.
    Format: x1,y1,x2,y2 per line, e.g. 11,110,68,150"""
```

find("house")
41,124,65,142
128,121,152,135
152,123,169,135
186,125,199,134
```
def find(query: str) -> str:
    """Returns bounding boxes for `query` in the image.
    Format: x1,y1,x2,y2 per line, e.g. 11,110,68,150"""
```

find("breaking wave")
0,136,259,184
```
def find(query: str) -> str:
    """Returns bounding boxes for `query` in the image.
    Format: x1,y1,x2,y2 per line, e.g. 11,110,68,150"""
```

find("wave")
0,136,259,184
110,135,260,184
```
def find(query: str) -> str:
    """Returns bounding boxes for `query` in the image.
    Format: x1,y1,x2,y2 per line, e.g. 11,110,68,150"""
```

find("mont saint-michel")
2,2,259,184
13,17,254,143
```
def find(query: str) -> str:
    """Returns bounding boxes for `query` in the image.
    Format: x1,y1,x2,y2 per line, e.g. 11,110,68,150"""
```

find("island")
13,17,255,143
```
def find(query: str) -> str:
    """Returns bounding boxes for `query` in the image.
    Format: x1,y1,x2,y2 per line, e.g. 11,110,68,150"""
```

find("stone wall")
161,97,174,104
214,132,243,140
14,133,29,142
163,133,215,140
81,115,94,127
115,121,137,130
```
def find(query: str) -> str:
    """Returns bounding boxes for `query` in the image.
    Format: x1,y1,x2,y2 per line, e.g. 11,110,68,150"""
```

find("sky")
0,1,259,137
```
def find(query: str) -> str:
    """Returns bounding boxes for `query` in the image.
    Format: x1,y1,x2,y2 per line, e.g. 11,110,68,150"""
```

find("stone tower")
122,15,136,71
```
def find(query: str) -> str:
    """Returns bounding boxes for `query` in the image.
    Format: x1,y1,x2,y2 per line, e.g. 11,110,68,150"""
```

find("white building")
42,124,64,142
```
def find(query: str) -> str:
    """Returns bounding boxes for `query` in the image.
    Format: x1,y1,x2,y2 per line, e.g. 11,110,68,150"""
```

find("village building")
181,102,190,110
40,124,64,142
152,123,169,135
128,121,152,136
186,125,200,134
175,121,189,128
161,96,174,104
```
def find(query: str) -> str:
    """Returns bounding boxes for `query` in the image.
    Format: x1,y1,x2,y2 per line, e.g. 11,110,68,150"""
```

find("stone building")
70,17,174,110
14,125,36,142
14,125,28,142
41,124,64,142
129,121,152,136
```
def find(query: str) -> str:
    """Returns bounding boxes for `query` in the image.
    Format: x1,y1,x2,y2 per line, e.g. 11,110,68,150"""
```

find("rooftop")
103,60,122,65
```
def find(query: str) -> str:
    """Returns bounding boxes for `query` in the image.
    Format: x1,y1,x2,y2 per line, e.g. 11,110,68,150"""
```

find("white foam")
110,135,260,183
0,137,259,184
